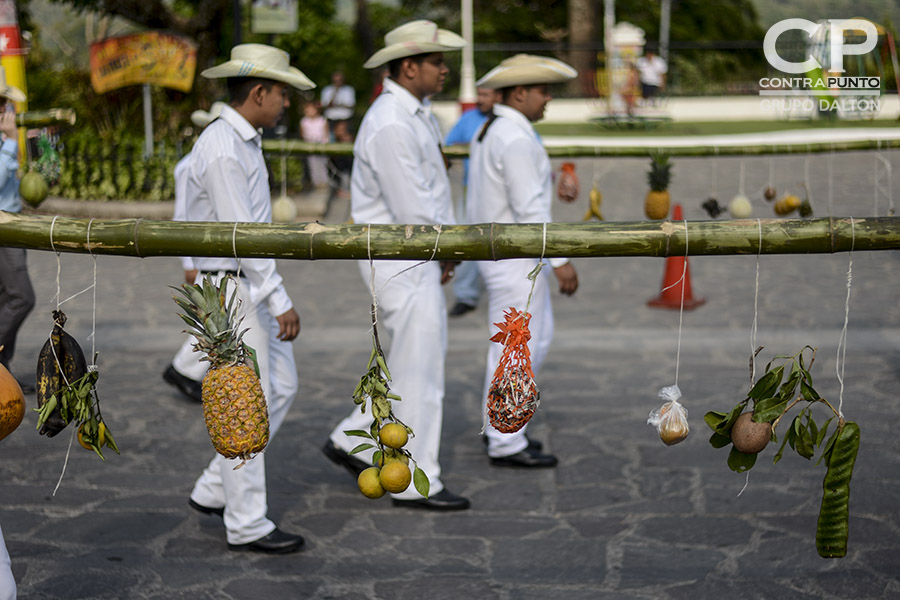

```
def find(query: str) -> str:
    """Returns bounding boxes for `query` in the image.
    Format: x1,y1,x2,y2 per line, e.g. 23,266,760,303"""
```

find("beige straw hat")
0,66,25,102
190,101,227,128
363,20,465,69
476,54,577,89
201,44,315,90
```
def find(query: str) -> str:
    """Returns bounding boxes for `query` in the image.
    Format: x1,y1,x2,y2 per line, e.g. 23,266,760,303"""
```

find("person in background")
0,68,34,396
322,20,470,511
467,54,579,468
444,86,502,317
636,50,667,105
300,100,330,188
320,71,356,137
162,102,226,403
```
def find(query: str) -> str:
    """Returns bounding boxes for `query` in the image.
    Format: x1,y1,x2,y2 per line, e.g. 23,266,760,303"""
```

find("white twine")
738,159,746,196
376,224,444,297
86,219,98,360
827,150,834,217
750,219,762,383
737,470,751,497
657,219,690,387
232,221,242,281
52,427,76,497
524,223,548,314
835,217,855,418
804,155,813,205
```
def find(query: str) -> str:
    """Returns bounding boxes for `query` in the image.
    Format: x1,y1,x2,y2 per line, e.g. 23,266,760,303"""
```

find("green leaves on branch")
704,346,860,559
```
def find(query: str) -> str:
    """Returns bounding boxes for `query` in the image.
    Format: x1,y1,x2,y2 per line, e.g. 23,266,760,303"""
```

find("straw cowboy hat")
201,44,315,90
476,54,577,89
0,66,25,103
363,20,465,69
190,101,227,128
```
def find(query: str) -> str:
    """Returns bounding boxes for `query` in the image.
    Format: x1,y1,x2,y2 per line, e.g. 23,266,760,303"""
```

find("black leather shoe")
449,302,476,317
391,489,471,511
189,499,224,517
490,446,558,468
322,440,369,477
163,364,202,403
228,528,305,554
481,435,543,452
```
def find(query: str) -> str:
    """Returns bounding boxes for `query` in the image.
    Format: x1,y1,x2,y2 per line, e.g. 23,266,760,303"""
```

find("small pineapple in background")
173,275,269,461
644,153,672,220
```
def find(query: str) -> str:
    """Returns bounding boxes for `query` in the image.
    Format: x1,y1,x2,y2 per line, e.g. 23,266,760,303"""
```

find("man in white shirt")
320,71,355,135
467,54,579,467
322,20,471,511
182,44,313,553
636,50,667,104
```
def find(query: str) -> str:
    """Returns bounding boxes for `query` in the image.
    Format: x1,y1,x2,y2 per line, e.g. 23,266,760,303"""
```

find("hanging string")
523,223,548,314
86,219,98,361
656,219,691,387
835,217,855,418
377,224,444,297
738,159,746,196
750,219,762,384
50,215,61,309
803,155,812,206
232,221,242,280
366,224,378,318
827,148,834,217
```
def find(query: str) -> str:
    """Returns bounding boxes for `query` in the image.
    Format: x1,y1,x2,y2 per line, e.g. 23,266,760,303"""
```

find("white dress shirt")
184,104,292,317
350,77,454,226
321,84,356,121
172,155,196,272
466,103,567,268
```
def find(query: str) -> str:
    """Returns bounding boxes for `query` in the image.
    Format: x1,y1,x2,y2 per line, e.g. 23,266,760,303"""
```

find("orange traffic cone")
647,204,706,310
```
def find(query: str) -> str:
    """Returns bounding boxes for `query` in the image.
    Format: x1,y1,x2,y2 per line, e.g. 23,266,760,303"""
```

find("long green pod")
816,421,860,558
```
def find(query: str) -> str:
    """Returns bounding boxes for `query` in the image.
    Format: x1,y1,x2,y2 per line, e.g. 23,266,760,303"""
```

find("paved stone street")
2,151,899,599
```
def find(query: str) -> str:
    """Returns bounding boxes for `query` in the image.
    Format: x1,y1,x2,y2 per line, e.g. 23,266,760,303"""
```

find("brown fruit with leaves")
731,412,771,454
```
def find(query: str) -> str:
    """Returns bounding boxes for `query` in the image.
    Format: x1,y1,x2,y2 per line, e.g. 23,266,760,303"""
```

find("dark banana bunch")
35,310,87,437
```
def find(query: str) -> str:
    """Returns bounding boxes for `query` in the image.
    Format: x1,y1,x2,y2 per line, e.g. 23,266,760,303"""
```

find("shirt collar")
493,104,538,139
382,78,427,117
219,104,262,146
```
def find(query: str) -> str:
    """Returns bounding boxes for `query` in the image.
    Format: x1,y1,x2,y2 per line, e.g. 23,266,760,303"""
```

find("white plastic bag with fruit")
647,385,690,446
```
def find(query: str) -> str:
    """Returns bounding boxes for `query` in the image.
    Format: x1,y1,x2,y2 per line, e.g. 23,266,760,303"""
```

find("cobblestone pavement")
2,151,900,599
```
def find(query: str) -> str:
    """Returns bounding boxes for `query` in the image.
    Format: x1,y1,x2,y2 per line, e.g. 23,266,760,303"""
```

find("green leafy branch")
704,346,860,558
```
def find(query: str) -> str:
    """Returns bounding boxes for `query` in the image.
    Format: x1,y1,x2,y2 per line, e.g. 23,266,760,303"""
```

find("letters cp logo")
763,19,878,74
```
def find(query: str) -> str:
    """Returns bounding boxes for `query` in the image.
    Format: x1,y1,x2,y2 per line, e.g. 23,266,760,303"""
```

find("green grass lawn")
536,118,900,137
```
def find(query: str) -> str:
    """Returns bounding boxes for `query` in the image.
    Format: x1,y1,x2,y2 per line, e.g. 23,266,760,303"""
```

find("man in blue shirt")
0,72,34,396
445,86,501,317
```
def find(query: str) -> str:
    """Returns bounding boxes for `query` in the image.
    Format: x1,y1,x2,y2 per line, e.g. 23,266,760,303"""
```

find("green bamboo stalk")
16,108,76,128
1,212,897,260
262,138,900,158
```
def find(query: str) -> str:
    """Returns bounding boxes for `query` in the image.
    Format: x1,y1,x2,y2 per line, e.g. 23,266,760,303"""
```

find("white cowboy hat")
201,44,315,91
476,54,577,89
0,66,25,103
363,20,465,69
190,101,227,128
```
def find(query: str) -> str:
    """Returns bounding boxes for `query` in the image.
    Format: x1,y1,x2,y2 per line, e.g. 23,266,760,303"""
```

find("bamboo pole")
16,108,76,128
261,138,900,158
1,212,898,260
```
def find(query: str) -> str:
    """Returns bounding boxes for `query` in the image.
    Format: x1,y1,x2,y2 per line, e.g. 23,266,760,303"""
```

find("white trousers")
330,260,447,500
172,335,209,381
0,521,14,600
189,275,298,545
478,259,554,458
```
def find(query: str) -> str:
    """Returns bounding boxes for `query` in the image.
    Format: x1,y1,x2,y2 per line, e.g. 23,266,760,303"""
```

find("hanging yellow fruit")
583,184,604,221
774,194,802,216
0,360,25,443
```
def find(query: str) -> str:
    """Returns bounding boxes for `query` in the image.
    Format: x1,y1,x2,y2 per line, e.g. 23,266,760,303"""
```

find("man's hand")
0,110,16,140
440,261,460,285
275,308,301,341
553,263,578,296
184,269,198,285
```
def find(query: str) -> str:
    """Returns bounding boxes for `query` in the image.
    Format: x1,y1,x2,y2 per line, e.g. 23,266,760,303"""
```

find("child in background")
300,101,329,188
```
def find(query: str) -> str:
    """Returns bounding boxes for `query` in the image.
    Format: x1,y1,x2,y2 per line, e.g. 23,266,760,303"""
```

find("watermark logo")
759,18,881,115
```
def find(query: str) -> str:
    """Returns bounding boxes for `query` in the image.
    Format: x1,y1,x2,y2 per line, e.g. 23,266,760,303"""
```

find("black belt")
200,270,246,278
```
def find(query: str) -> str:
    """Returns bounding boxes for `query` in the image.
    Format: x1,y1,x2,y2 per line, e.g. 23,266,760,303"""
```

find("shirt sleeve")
366,120,445,224
444,116,468,146
0,139,18,188
202,154,293,317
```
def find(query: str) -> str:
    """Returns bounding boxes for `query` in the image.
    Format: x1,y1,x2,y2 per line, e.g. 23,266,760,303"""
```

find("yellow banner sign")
90,32,197,94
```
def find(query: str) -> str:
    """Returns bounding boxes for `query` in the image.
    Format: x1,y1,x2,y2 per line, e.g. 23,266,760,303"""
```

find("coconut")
20,171,49,208
731,411,771,454
729,194,753,219
271,194,297,222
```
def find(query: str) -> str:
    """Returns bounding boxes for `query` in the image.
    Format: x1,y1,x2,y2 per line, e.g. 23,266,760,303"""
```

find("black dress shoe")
322,440,369,477
391,489,471,511
448,302,476,317
228,528,305,554
481,435,543,452
163,364,203,403
189,498,224,517
490,446,558,468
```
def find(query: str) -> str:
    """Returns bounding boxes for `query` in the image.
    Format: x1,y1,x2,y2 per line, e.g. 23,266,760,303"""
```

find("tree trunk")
568,0,597,96
1,213,897,260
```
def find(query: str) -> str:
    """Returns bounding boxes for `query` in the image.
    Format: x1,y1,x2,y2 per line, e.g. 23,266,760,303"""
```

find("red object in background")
556,162,579,203
647,204,706,310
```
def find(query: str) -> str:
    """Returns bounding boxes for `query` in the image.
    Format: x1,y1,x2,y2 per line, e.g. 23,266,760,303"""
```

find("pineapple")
644,153,671,220
173,275,269,461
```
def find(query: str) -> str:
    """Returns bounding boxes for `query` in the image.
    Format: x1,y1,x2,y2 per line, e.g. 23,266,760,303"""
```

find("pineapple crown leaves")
171,274,251,368
647,152,672,192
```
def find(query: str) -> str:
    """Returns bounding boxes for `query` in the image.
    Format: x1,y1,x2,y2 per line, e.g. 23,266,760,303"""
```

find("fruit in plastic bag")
647,385,689,446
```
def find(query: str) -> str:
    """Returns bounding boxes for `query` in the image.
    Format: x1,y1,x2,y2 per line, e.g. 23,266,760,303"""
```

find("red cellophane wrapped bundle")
486,307,540,433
